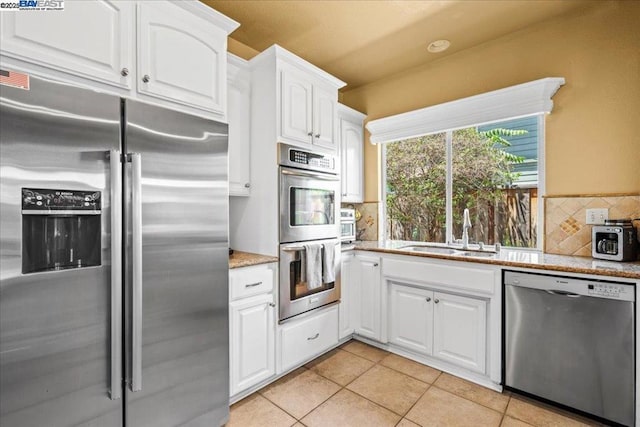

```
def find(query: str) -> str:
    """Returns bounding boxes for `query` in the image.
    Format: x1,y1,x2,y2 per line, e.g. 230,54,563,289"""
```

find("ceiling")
203,0,593,91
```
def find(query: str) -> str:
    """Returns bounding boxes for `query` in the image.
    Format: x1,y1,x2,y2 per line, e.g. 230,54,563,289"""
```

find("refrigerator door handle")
109,150,123,400
131,152,143,392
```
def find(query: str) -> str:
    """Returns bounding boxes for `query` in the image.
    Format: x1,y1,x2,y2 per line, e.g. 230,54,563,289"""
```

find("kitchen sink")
400,245,497,258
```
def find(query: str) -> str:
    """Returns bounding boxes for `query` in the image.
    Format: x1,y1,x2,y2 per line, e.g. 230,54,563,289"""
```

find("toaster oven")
340,208,356,243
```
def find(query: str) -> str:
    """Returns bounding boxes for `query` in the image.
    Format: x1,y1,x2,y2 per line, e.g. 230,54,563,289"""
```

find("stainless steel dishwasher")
504,270,635,426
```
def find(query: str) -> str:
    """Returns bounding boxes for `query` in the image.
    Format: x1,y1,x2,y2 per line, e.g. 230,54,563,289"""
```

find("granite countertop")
353,240,640,280
229,250,278,269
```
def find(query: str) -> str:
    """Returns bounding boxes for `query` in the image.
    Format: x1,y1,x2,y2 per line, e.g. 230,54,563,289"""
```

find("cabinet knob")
373,263,379,267
307,131,313,137
142,75,151,83
244,183,251,188
269,302,276,307
121,68,129,77
426,297,431,302
315,134,320,138
342,193,347,197
434,299,440,304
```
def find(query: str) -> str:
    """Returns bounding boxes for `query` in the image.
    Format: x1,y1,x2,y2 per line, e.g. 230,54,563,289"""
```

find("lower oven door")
279,166,340,243
279,238,341,321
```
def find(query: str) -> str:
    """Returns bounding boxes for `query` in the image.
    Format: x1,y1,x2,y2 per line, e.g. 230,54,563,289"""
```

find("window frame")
380,115,545,249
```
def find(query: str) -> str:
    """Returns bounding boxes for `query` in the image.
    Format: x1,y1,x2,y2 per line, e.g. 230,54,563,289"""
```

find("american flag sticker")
0,69,30,90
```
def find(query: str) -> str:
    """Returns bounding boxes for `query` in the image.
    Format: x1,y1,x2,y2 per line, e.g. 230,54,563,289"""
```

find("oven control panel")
22,188,101,211
279,143,337,174
290,150,334,169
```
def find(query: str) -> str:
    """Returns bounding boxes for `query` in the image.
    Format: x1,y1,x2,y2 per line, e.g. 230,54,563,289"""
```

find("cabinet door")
354,255,381,341
0,0,133,89
280,68,313,145
138,1,227,115
340,119,364,203
230,294,275,396
433,292,486,373
388,283,433,355
312,85,337,151
228,56,251,196
339,253,354,339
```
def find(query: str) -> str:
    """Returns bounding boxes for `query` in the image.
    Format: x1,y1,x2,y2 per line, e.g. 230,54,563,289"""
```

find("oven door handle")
280,167,340,181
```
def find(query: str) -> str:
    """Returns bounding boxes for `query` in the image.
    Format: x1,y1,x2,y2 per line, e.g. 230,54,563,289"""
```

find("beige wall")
341,1,640,202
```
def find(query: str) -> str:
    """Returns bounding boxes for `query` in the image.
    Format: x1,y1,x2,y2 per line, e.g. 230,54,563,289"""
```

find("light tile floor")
227,340,604,427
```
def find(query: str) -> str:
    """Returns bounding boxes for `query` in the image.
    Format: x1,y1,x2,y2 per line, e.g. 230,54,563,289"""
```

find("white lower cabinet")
229,293,275,396
433,291,486,373
388,283,433,354
278,306,338,373
338,252,355,339
229,263,276,397
387,282,487,374
354,254,382,341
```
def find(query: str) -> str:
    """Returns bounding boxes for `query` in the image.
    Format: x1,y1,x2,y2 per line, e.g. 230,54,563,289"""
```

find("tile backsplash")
344,196,639,254
544,195,640,256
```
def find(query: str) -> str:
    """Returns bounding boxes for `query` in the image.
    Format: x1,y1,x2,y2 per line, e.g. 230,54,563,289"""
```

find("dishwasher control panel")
504,270,635,302
587,283,630,298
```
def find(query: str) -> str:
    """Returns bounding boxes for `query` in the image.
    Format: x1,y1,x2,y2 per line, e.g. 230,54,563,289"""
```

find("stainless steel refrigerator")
0,73,229,426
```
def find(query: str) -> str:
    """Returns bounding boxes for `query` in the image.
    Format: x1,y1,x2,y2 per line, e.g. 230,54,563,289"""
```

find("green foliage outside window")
386,127,536,246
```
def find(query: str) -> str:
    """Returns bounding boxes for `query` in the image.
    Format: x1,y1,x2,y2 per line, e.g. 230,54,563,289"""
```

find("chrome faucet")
461,208,472,250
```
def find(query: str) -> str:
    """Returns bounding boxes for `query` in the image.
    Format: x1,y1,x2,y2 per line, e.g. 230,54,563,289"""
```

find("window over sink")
384,116,541,248
366,78,565,249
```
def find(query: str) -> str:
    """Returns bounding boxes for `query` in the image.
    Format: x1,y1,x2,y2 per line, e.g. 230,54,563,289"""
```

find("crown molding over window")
366,77,565,144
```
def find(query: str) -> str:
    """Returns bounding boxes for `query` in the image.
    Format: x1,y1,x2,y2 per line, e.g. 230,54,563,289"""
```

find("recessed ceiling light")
427,39,450,53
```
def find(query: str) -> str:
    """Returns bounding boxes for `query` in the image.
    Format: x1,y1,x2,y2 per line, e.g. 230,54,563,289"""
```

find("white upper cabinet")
339,104,366,203
280,65,339,150
280,67,314,144
1,0,239,119
137,1,228,117
250,45,346,153
227,53,251,196
0,0,134,89
312,85,338,150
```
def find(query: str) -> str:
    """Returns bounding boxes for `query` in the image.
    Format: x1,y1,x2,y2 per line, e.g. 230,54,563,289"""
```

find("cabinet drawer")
230,264,274,301
279,306,338,372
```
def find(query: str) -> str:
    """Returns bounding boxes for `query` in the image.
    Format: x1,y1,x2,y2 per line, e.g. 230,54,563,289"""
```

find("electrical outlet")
586,208,608,225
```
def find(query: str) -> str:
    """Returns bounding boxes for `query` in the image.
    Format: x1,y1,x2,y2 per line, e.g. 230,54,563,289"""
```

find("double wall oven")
279,143,341,321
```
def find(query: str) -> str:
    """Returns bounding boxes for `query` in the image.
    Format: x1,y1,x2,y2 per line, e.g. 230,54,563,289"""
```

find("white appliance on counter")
340,208,356,243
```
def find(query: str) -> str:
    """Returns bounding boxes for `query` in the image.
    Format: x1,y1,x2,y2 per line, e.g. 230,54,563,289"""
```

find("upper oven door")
279,166,340,243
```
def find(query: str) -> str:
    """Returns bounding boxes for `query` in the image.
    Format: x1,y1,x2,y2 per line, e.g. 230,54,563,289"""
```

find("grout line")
378,358,442,387
262,370,344,422
315,345,413,420
428,381,508,416
401,382,432,426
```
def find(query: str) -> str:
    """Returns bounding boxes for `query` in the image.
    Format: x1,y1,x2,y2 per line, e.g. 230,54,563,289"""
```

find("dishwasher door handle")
546,289,581,298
